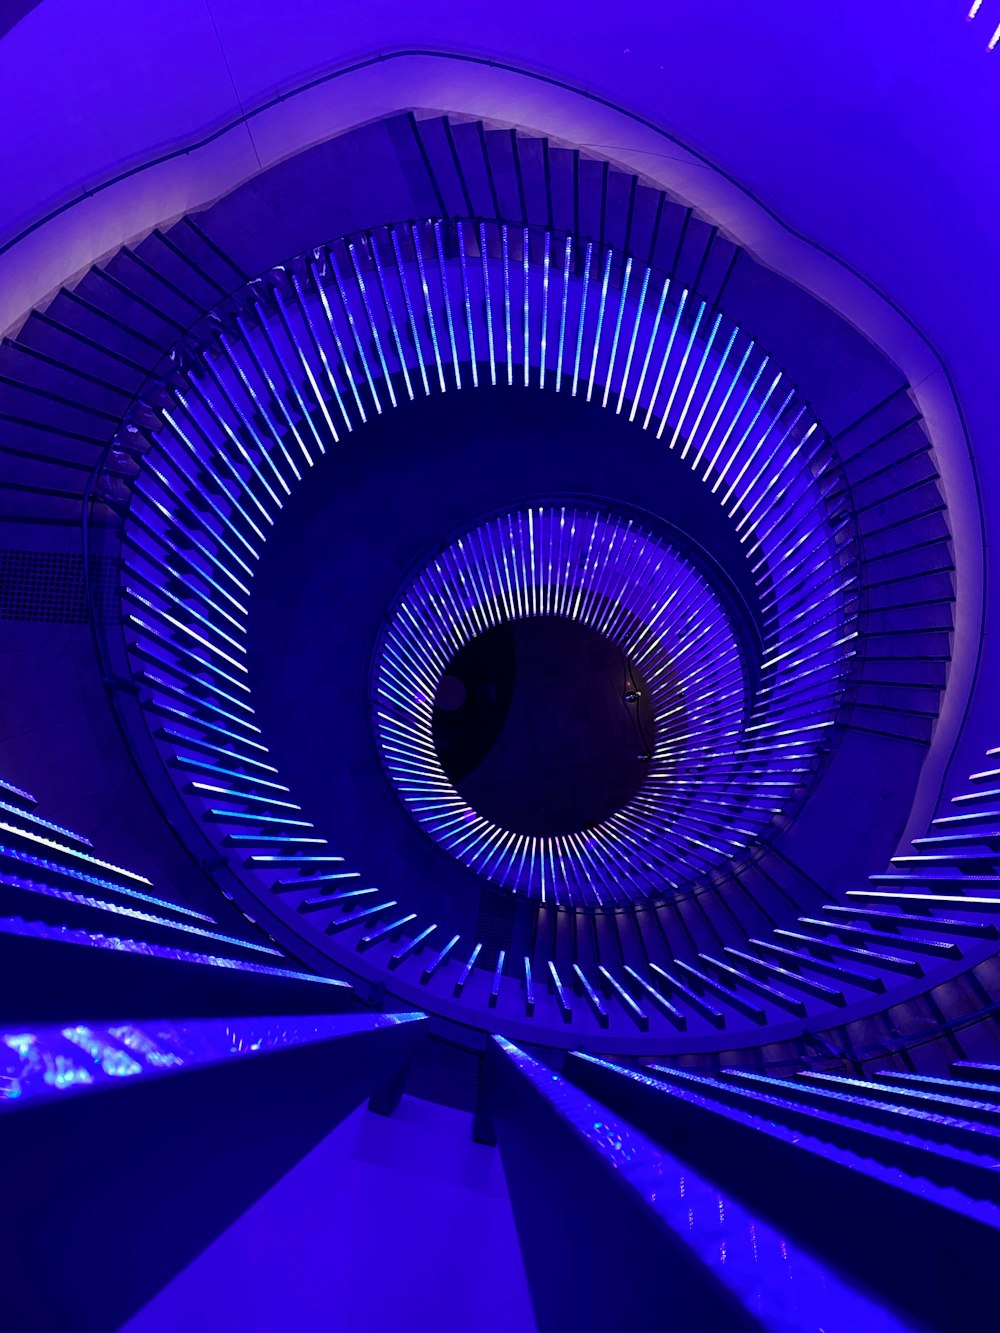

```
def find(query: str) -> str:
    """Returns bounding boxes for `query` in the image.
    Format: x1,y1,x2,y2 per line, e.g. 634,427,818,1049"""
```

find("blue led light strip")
0,913,350,983
0,872,280,954
1,1012,425,1109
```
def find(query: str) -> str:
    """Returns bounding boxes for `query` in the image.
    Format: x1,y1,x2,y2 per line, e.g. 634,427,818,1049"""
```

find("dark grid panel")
474,889,517,970
0,549,118,623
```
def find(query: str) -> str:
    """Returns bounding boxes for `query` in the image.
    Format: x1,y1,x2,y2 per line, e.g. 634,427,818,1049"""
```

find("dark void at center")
432,617,657,837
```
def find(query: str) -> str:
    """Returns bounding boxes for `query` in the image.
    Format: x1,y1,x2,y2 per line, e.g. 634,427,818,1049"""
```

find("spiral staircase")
2,9,999,1331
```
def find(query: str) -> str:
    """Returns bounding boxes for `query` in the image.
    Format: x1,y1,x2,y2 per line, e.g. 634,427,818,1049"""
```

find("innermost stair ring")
372,504,750,905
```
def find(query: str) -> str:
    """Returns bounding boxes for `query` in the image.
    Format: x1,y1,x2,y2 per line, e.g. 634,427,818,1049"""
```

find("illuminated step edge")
0,819,152,885
0,798,93,848
0,843,215,922
562,1053,1000,1329
0,915,350,984
491,1038,912,1331
0,872,282,956
584,1055,1000,1186
0,778,35,808
0,1011,425,1110
294,895,920,1034
714,1067,1000,1156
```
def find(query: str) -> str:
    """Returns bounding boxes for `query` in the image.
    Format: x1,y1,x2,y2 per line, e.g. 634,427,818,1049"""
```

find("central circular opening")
370,500,757,902
432,617,656,837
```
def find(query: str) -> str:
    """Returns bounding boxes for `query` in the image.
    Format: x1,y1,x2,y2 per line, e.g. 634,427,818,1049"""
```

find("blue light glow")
1,1012,421,1108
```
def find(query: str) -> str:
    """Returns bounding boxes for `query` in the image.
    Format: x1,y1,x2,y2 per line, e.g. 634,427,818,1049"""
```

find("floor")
125,1094,537,1332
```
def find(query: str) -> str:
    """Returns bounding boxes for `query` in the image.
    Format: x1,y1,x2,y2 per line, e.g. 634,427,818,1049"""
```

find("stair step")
797,1071,1000,1129
748,936,886,991
952,788,1000,806
167,216,248,289
799,915,962,958
0,341,131,413
566,1053,1000,1332
723,945,846,1005
953,1062,1000,1087
18,307,149,384
849,889,1000,915
824,903,999,938
673,958,766,1023
620,965,686,1029
700,952,809,1017
891,853,1000,869
97,252,195,333
873,1071,1000,1106
134,230,230,309
721,1068,1000,1155
644,962,725,1028
644,1063,1000,1197
915,828,1000,847
870,873,1000,888
0,876,275,959
774,927,924,976
64,278,173,357
493,1042,917,1333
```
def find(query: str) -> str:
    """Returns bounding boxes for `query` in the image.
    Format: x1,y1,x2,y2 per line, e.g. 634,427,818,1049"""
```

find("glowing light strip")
522,227,531,389
616,264,649,415
603,255,633,410
539,230,551,390
273,283,340,446
502,224,513,387
171,396,273,527
0,846,208,918
571,241,593,396
292,269,353,432
0,801,92,847
413,224,446,394
0,778,34,805
369,231,414,403
252,296,326,462
228,321,304,479
0,915,350,984
434,222,462,391
456,221,479,388
480,223,497,386
348,242,396,408
313,252,368,423
0,823,152,885
0,873,280,954
587,248,614,402
330,249,383,417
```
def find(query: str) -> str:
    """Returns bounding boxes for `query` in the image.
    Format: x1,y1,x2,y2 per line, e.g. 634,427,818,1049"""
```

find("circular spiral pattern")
373,505,747,903
105,215,868,1025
